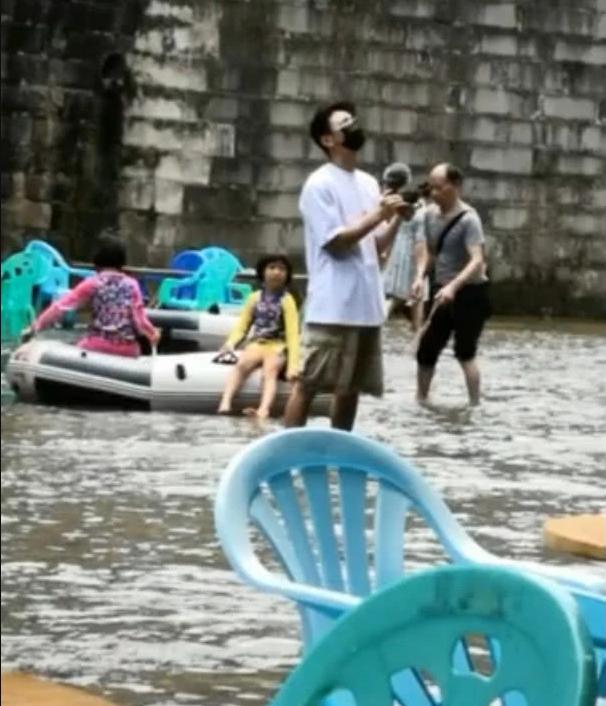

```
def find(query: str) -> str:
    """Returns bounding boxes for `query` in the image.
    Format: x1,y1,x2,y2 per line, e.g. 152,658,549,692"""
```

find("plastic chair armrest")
69,267,95,279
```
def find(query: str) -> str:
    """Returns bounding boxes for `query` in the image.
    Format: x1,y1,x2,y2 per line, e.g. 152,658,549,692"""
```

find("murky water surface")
2,320,605,705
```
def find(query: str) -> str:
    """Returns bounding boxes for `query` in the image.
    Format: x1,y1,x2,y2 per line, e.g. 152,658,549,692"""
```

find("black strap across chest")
435,210,469,256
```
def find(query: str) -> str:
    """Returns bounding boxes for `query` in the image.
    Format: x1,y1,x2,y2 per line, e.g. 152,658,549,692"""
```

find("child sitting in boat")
25,232,160,357
217,254,300,418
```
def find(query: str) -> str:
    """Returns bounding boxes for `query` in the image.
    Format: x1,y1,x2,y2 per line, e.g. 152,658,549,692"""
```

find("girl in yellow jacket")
217,254,300,418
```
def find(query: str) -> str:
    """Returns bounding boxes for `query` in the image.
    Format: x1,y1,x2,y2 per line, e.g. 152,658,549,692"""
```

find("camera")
382,162,422,213
401,188,421,205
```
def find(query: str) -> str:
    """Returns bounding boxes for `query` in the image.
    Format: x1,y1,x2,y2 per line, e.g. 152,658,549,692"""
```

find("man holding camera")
284,101,408,430
415,163,491,406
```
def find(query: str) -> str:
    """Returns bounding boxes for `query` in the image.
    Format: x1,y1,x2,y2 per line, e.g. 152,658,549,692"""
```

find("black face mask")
341,126,366,152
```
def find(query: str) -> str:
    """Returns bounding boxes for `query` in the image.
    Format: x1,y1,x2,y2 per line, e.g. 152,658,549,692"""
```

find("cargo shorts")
299,324,383,397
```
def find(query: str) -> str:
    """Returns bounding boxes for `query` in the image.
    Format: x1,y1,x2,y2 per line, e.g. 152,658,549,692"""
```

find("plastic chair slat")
250,492,302,580
268,472,322,586
338,469,370,597
374,481,411,588
301,468,345,592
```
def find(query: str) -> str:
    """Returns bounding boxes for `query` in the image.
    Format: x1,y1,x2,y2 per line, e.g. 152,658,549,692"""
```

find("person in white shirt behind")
284,101,412,430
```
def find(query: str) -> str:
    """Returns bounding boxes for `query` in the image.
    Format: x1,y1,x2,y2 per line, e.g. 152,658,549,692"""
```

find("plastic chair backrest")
199,246,241,265
270,565,598,706
24,239,92,308
1,252,42,340
167,250,205,301
157,247,246,309
169,250,204,272
156,266,217,310
200,248,251,306
24,239,93,279
214,428,606,701
24,239,70,271
199,246,243,281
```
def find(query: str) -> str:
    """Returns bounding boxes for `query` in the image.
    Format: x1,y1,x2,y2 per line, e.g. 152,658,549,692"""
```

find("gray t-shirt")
419,201,487,285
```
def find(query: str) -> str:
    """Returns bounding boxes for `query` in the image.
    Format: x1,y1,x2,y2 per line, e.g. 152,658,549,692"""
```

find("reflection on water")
1,320,605,705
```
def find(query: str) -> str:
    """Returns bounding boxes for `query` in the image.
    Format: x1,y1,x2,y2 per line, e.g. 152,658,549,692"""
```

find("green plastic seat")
270,565,598,706
1,252,46,342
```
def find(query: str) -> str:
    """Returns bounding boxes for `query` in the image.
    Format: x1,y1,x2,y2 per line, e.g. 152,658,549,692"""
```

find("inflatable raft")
146,308,237,352
7,340,330,415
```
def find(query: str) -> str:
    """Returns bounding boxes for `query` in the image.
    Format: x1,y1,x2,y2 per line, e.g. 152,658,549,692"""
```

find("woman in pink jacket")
26,233,160,357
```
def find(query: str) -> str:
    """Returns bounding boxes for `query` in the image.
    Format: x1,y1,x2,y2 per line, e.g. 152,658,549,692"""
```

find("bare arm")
375,213,412,257
414,240,429,281
324,207,386,256
409,208,430,298
131,283,160,343
434,242,485,304
34,277,96,331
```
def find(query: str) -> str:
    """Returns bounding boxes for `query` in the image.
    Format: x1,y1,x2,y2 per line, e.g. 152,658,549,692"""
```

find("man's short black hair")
93,231,127,270
255,253,293,285
444,164,464,186
309,101,357,153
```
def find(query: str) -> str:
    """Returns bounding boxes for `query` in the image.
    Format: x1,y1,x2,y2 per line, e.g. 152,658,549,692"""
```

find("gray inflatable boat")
146,308,238,352
7,340,330,415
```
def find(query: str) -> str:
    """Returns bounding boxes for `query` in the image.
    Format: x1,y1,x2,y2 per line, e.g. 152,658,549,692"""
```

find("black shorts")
417,282,491,367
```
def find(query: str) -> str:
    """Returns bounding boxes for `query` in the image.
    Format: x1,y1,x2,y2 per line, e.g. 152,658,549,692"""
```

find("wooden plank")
1,673,119,706
544,514,606,561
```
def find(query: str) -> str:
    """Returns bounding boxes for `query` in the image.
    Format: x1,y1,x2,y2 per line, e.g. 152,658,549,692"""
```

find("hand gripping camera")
381,162,421,206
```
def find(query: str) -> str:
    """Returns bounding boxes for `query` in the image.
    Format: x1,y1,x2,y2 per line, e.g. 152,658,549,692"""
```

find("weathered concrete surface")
2,0,605,315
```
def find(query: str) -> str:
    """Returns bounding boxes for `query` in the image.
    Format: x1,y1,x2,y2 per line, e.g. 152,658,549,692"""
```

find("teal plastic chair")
214,429,606,704
24,239,93,317
270,565,598,706
158,247,251,310
1,252,43,342
199,247,251,305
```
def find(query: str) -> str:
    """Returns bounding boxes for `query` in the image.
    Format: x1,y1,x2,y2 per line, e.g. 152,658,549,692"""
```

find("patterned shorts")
300,324,383,396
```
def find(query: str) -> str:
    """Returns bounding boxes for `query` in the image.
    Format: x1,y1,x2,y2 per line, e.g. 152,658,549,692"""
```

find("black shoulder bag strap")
435,209,469,257
426,210,469,306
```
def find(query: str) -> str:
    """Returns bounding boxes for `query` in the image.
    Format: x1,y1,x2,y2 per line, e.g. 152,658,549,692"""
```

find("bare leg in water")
416,365,435,404
460,358,481,406
283,381,314,427
284,383,359,431
330,392,359,431
247,353,284,419
284,384,360,431
217,349,264,414
417,360,481,406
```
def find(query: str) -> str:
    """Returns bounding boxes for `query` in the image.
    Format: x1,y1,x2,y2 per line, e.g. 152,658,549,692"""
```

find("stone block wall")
2,0,605,315
1,0,147,258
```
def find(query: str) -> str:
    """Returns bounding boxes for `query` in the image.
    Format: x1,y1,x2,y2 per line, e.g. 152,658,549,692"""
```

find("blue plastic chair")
166,250,206,300
24,239,93,315
170,249,205,272
214,428,606,704
270,564,598,706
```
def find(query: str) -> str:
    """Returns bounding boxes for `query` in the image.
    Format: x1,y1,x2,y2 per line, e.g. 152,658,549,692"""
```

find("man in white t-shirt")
284,101,408,430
